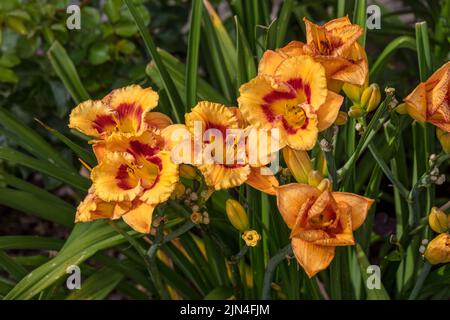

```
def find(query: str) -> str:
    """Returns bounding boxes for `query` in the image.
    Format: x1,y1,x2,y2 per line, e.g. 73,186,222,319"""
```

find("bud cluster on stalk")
343,82,382,118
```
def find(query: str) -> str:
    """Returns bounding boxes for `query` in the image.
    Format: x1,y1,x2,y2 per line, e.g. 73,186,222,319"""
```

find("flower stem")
408,262,432,300
261,244,292,300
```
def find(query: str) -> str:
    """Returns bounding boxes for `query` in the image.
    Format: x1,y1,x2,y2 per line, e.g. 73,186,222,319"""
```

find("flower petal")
317,90,344,131
275,183,319,229
140,150,179,205
105,85,159,134
198,163,251,190
185,101,238,134
144,111,173,130
274,55,328,110
92,152,142,202
245,166,279,195
291,237,335,278
69,100,115,137
122,201,155,233
332,192,374,230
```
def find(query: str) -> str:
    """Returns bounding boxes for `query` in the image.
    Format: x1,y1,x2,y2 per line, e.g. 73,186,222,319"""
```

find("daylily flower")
76,131,179,233
403,62,450,132
69,85,161,138
239,56,343,150
276,183,373,277
170,101,280,193
258,16,368,92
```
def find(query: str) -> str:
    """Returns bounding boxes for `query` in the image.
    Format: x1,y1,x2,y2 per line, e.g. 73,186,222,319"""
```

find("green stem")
408,262,432,300
261,244,292,300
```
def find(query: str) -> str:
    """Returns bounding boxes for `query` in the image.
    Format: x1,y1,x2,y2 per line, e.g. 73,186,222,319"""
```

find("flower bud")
424,233,450,265
361,84,381,112
334,111,348,126
308,170,324,187
342,83,366,104
428,207,449,233
395,102,408,114
170,182,186,200
317,178,331,192
242,230,260,247
437,128,450,154
282,147,312,183
225,199,249,232
348,105,365,118
179,164,197,180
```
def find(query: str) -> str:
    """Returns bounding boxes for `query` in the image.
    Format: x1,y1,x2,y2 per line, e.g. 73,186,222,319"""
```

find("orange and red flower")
258,16,368,92
276,183,373,277
239,56,343,150
403,61,450,132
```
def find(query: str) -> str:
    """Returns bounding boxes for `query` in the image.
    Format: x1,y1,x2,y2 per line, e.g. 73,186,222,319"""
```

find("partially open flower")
239,56,343,151
276,183,373,277
403,62,450,132
424,233,450,265
258,16,368,92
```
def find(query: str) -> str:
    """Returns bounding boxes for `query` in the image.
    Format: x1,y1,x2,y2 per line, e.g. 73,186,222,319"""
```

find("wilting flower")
258,16,368,92
403,62,450,132
424,233,450,265
239,56,343,151
76,131,179,233
276,183,373,277
170,101,279,193
242,230,260,247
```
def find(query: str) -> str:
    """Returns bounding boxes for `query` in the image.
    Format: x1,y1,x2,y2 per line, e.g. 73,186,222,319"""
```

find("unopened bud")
437,128,450,154
348,105,364,118
424,233,450,265
428,207,449,233
225,199,249,232
180,164,197,180
342,83,366,104
334,111,348,126
361,84,381,112
282,147,312,183
308,170,324,187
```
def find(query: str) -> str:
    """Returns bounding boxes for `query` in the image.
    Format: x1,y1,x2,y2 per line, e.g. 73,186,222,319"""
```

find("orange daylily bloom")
259,16,368,92
76,131,179,233
171,101,279,193
403,62,450,132
239,55,343,150
69,85,160,138
276,183,373,277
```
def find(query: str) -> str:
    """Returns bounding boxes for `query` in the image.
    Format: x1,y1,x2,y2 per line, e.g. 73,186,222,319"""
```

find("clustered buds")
424,207,450,265
344,82,382,118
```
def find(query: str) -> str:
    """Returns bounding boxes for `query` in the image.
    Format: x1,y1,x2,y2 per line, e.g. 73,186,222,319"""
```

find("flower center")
285,104,307,127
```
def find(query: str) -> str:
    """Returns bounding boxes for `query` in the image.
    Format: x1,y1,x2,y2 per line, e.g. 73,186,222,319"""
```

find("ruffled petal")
91,152,142,202
69,100,116,137
291,237,335,278
275,183,319,229
198,163,251,190
274,56,328,110
185,101,238,135
332,192,374,230
104,85,159,134
122,201,155,233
